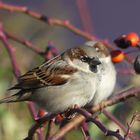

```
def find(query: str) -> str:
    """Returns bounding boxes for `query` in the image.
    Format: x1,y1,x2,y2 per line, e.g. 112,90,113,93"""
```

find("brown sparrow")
0,41,116,113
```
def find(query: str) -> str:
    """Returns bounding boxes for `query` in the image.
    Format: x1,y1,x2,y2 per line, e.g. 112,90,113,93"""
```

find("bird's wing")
11,56,78,90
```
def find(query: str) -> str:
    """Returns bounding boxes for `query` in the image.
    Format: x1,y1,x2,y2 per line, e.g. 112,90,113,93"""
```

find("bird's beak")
90,57,101,66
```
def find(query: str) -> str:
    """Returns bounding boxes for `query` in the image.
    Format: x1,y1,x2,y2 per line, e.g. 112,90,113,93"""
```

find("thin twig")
0,2,96,41
0,23,43,140
46,120,55,139
5,31,44,55
80,122,91,140
76,0,94,34
5,30,59,60
49,108,124,140
0,24,20,79
27,102,38,120
24,113,56,140
124,112,140,140
103,109,138,140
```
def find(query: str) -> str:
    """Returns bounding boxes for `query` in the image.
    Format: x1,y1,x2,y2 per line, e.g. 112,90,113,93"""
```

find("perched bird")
0,41,116,113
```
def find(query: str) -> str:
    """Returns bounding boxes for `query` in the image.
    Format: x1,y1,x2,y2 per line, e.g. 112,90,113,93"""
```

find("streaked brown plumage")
0,41,116,113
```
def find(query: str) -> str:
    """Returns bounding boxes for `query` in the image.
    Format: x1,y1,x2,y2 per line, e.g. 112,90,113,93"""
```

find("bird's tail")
0,90,30,104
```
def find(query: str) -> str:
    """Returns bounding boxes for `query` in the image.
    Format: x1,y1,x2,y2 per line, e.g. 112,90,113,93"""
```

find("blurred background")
0,0,140,140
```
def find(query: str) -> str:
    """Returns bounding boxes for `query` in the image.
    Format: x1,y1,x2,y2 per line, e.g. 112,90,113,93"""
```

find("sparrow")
86,41,117,106
0,41,116,113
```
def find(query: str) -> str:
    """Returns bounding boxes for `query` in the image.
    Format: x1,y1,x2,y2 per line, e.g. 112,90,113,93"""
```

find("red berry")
111,50,125,63
126,32,139,47
38,109,47,118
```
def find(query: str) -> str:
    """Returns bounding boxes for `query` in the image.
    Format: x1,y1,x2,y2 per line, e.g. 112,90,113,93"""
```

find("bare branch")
45,120,55,139
80,122,92,140
49,108,124,140
0,23,20,78
1,29,59,62
103,110,138,140
0,2,96,41
5,31,44,55
50,87,140,140
0,23,44,140
124,112,140,140
24,113,56,140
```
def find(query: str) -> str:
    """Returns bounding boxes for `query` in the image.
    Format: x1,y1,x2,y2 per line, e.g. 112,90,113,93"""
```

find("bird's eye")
80,56,91,63
80,56,101,73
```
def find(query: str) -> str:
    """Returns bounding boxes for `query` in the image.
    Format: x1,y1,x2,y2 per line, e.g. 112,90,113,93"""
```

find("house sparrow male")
0,41,116,113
